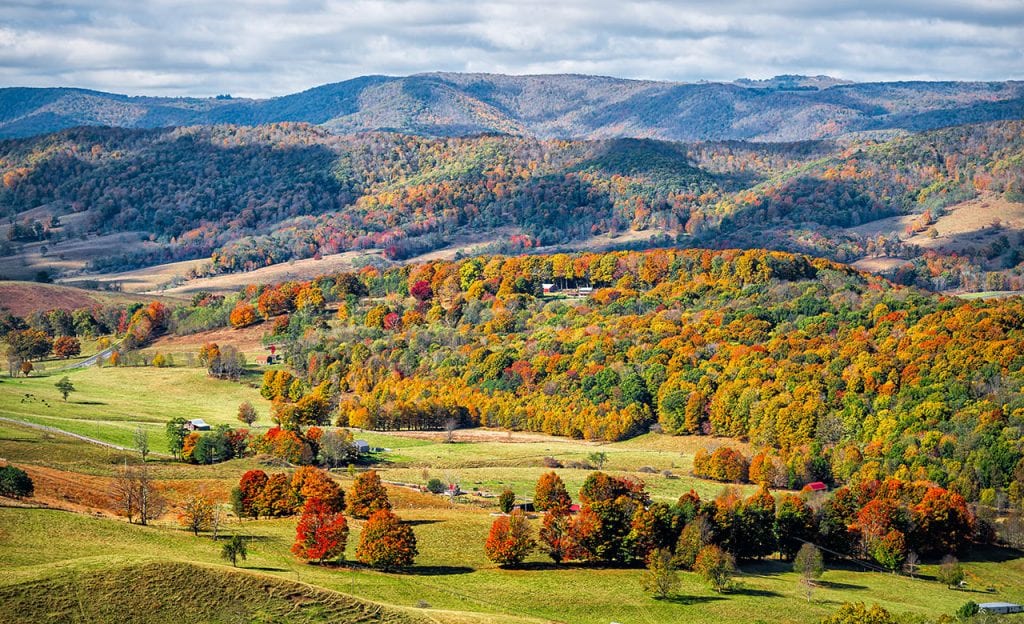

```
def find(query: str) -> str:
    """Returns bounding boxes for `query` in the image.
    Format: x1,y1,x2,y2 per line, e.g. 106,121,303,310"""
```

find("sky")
1,0,1022,98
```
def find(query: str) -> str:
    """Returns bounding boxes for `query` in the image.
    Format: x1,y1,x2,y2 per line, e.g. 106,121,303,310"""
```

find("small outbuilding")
354,440,370,454
805,481,828,493
185,418,211,431
979,603,1023,615
542,283,556,294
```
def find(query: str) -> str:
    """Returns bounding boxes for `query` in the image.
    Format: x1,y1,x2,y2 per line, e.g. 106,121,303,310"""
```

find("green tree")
498,488,516,514
165,418,188,459
134,426,150,462
694,544,736,593
937,555,965,589
221,535,248,567
820,602,896,624
793,543,824,601
641,547,681,599
588,451,608,470
54,376,75,402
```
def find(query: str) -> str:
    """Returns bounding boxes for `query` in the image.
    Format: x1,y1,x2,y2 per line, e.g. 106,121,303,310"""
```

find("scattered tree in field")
641,547,681,599
426,478,445,494
903,551,920,578
52,336,81,359
291,498,349,564
20,361,33,377
820,602,896,624
355,509,418,569
498,488,516,514
221,535,248,567
484,509,535,566
113,462,166,525
534,471,571,512
54,376,75,401
291,466,345,512
165,417,188,459
179,493,215,535
694,544,736,593
134,426,150,462
937,555,965,589
237,401,258,426
347,470,391,518
794,543,824,601
588,451,608,470
0,465,34,498
5,328,52,362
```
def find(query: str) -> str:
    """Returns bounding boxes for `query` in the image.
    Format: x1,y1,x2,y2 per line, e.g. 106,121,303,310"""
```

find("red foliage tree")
539,509,573,564
410,280,433,302
237,469,268,519
911,487,975,556
484,509,536,566
52,336,81,359
291,498,349,564
355,509,418,569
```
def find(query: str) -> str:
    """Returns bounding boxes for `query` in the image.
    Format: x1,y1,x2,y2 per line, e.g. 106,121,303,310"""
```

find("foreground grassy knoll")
4,424,1024,624
0,560,436,624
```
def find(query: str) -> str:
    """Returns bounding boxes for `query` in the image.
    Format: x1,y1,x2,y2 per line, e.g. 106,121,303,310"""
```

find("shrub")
0,465,34,498
426,478,446,494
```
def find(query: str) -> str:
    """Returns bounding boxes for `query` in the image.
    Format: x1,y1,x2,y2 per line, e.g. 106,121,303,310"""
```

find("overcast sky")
1,0,1022,98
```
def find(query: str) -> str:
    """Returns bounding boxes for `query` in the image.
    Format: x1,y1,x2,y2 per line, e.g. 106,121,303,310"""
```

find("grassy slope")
0,366,267,454
0,559,432,624
0,280,167,316
3,413,1024,623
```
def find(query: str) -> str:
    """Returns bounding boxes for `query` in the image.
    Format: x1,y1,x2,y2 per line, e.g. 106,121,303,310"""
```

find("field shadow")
730,587,782,598
401,565,474,576
817,580,867,591
246,566,288,572
74,400,107,405
659,595,727,605
403,519,441,527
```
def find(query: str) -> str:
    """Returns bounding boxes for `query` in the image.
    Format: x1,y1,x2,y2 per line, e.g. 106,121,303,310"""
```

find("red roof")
806,481,828,491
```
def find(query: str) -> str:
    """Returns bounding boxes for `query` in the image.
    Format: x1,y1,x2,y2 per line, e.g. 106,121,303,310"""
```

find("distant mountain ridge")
2,72,1023,141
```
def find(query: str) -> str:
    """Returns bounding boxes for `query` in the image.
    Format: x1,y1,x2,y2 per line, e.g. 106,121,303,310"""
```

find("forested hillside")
171,248,1024,504
2,73,1023,141
2,120,1023,291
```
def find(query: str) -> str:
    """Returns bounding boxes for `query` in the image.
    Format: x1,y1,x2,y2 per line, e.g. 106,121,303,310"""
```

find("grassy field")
3,366,1024,623
0,365,267,454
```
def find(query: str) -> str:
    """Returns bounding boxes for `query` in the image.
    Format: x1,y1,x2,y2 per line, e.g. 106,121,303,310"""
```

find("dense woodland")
2,120,1023,291
11,248,1022,513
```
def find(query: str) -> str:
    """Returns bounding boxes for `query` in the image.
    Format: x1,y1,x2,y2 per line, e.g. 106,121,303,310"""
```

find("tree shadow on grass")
817,580,867,591
73,400,107,405
399,565,474,576
245,566,288,572
658,595,728,605
403,519,441,527
729,587,783,598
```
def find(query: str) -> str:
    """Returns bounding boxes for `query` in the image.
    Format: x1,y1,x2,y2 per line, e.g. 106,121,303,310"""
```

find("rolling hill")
1,119,1022,292
2,73,1023,142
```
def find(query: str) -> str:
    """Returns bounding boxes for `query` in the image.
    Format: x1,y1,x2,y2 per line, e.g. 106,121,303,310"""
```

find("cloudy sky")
1,0,1022,98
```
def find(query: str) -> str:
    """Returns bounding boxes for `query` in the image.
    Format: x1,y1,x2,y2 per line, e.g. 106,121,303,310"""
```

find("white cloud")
0,0,1020,97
